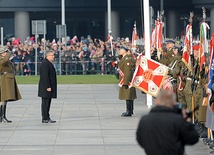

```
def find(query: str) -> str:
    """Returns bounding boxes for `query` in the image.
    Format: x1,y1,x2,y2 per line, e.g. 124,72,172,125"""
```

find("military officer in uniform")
118,45,137,116
192,44,207,123
159,39,175,66
0,46,22,123
182,65,194,111
168,44,189,107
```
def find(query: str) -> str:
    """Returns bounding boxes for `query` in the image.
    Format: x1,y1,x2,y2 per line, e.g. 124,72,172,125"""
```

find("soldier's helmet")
0,46,8,54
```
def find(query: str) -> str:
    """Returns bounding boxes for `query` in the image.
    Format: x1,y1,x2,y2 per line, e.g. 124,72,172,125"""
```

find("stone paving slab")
0,84,211,155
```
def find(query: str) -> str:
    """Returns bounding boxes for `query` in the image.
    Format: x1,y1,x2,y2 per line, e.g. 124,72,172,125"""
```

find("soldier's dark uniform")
119,46,137,117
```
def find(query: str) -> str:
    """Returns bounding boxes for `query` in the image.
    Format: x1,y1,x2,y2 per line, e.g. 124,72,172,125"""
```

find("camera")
173,103,199,120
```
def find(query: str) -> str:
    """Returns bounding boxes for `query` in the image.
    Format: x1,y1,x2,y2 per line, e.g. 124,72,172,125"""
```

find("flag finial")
157,10,164,21
134,21,136,27
189,12,194,23
202,7,206,20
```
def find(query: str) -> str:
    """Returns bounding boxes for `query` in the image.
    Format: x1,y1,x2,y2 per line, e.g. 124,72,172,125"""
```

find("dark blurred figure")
151,48,158,61
136,90,199,155
13,50,23,75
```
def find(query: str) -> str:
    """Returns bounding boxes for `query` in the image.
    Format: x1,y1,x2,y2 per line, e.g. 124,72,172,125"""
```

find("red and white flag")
107,35,113,42
182,23,192,70
155,20,163,52
200,21,210,69
118,68,131,87
151,28,156,48
161,77,173,91
151,20,163,59
132,23,138,48
131,55,168,97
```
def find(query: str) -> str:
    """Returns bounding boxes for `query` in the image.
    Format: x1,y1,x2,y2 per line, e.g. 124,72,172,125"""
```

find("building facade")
0,0,213,42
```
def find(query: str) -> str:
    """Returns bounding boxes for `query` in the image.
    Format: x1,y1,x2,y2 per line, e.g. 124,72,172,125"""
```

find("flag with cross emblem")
131,55,168,97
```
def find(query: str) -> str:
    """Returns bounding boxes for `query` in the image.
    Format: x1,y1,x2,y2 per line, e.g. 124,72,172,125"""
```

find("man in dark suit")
38,50,57,123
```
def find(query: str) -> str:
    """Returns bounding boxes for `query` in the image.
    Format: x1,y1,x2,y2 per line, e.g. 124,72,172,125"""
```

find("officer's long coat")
0,52,22,102
119,54,136,100
38,58,57,98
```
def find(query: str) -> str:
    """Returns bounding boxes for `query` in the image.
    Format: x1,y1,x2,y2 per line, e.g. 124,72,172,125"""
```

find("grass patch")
15,75,119,84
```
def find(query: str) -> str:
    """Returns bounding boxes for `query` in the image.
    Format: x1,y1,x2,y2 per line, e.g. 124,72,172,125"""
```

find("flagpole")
143,0,153,108
107,0,112,34
107,0,113,55
61,0,65,25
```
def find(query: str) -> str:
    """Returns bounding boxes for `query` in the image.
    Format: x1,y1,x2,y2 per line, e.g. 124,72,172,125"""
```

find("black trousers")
41,98,52,120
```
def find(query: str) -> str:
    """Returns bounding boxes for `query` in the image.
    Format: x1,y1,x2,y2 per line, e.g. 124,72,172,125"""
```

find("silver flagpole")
107,0,112,34
107,0,113,55
61,0,65,25
1,27,3,46
143,0,153,108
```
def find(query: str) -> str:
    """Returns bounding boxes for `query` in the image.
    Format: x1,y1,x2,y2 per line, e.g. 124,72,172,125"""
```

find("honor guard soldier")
159,39,175,66
192,45,208,123
0,46,22,123
183,45,201,112
168,43,189,106
118,45,137,116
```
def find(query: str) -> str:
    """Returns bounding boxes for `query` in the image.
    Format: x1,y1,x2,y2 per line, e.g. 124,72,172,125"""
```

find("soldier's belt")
186,77,199,84
0,72,14,75
186,77,192,81
194,80,199,84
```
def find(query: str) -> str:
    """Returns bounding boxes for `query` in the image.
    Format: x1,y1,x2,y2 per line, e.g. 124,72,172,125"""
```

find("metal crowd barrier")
12,60,116,76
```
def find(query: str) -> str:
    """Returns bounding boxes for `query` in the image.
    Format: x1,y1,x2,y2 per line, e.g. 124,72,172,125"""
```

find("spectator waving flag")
182,12,193,71
131,55,168,97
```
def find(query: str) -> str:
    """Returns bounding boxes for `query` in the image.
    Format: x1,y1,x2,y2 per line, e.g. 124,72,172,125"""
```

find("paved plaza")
0,84,211,155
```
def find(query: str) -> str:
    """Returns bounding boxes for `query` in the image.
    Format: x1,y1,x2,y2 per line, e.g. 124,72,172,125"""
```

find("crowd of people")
5,36,141,76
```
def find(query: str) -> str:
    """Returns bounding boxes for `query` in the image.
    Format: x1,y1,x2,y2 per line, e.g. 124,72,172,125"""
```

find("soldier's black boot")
130,100,134,115
2,102,12,123
121,100,132,117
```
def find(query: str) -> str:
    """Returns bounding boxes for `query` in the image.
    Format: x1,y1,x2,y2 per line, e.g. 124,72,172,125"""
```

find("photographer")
136,90,199,155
